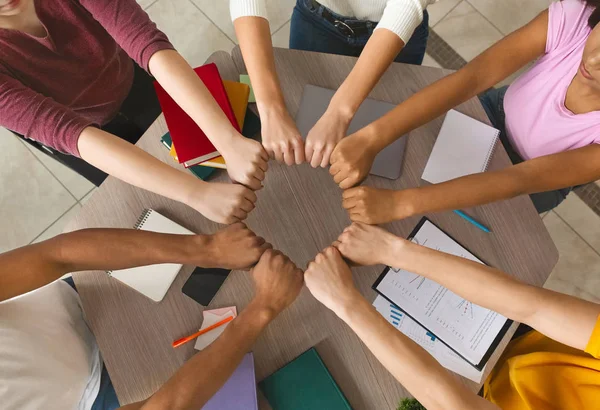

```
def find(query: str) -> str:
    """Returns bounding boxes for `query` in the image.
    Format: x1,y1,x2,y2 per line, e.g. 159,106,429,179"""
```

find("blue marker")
453,210,491,233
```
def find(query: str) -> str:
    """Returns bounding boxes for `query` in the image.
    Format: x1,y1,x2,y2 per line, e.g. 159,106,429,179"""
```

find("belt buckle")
334,20,355,37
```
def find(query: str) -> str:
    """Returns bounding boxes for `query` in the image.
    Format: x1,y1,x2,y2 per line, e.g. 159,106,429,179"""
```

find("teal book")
259,348,352,410
161,132,215,180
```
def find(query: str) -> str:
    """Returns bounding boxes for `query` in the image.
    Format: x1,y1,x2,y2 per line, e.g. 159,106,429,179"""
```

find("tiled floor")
2,0,599,303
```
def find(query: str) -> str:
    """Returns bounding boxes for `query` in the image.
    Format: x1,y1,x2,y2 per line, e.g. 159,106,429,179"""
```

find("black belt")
308,0,372,37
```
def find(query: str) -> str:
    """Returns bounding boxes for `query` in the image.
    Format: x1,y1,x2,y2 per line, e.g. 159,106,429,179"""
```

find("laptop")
295,84,407,180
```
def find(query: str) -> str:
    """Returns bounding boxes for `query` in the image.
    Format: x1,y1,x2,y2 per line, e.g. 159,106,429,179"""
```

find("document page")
375,220,508,366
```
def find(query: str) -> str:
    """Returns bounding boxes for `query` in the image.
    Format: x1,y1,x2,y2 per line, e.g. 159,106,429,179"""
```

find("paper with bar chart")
374,219,508,368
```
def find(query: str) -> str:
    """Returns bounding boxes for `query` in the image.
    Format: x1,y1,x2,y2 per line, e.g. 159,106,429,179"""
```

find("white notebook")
422,110,499,184
109,209,194,302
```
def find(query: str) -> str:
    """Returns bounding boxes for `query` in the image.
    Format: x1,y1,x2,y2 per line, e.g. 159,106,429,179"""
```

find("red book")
153,63,239,167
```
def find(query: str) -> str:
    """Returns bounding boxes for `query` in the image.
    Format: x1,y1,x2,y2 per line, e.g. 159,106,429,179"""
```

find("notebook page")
422,110,499,184
138,210,194,235
374,220,508,366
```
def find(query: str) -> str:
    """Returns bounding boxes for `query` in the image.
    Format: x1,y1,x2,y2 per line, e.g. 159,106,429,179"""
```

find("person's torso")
0,0,133,126
503,3,600,161
0,280,101,410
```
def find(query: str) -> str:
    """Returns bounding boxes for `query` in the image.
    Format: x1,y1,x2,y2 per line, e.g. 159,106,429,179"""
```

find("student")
0,223,303,410
231,0,434,168
0,0,268,224
331,0,600,223
304,222,600,409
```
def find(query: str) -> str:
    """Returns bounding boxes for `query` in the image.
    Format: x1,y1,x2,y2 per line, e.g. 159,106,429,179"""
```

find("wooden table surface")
68,47,558,410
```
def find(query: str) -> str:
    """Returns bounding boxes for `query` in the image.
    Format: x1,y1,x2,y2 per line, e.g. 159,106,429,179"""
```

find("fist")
201,223,271,270
305,247,358,314
335,223,402,267
251,250,304,317
222,137,269,190
329,133,377,189
342,186,412,225
305,110,350,168
189,182,258,224
261,107,305,165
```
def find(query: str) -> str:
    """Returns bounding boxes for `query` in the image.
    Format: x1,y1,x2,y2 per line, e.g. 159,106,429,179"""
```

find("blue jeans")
290,0,429,65
478,87,571,213
64,277,120,410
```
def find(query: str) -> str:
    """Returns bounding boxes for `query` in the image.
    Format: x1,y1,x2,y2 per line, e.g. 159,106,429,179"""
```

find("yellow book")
170,81,249,170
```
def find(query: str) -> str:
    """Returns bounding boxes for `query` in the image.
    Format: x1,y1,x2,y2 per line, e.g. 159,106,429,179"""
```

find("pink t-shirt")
504,0,600,160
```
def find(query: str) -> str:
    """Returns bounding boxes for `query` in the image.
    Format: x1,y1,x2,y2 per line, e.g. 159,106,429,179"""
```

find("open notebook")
422,110,499,184
373,218,511,370
109,209,194,302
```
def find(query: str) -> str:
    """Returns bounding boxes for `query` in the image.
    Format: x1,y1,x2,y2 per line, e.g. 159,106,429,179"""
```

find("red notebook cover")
153,63,239,167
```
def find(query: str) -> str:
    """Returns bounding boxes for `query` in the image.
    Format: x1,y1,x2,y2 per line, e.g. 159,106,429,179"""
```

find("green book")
240,74,256,103
160,132,215,181
259,348,352,410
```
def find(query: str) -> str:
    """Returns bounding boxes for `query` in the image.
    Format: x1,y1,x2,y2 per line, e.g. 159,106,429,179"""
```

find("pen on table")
453,210,491,233
172,315,234,348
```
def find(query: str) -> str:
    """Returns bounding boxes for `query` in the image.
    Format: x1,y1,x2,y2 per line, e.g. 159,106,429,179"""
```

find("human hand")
305,247,359,314
251,249,304,318
221,135,269,190
305,110,351,168
188,181,258,224
334,223,404,267
329,132,378,188
342,186,415,224
196,222,272,270
260,106,305,165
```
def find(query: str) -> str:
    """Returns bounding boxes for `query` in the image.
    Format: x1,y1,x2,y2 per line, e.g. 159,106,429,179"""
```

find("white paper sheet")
375,220,508,366
194,307,237,351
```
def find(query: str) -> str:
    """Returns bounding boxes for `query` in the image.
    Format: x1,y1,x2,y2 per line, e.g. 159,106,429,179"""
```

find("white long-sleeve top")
231,0,437,45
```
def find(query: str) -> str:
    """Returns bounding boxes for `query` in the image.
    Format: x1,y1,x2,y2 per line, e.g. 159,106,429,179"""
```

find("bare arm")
0,223,268,302
77,127,257,224
305,247,498,410
330,10,549,188
148,49,268,190
234,16,305,165
343,144,600,224
120,249,304,410
336,223,600,351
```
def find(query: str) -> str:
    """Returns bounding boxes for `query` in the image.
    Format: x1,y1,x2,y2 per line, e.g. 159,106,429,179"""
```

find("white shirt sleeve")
375,0,436,44
230,0,269,21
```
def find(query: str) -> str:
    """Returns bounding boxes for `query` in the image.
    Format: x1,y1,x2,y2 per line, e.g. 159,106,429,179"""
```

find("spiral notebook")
109,209,194,302
421,110,499,184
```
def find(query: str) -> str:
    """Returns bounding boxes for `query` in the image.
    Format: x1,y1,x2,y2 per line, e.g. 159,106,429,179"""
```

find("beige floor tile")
434,1,503,62
272,20,291,49
0,131,76,253
147,0,236,68
421,53,442,68
22,141,95,200
428,0,462,27
137,0,157,10
33,205,82,244
467,0,553,35
543,212,600,303
192,0,295,43
554,194,600,254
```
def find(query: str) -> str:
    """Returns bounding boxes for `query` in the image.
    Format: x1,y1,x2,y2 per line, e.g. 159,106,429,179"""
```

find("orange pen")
172,315,234,348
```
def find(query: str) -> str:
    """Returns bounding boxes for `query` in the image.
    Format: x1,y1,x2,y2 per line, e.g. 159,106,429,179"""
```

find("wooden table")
68,47,558,410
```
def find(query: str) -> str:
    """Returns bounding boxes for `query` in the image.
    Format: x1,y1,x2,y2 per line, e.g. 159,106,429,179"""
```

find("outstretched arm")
305,247,498,410
233,14,305,165
0,223,267,302
335,223,600,351
330,10,549,188
120,249,304,410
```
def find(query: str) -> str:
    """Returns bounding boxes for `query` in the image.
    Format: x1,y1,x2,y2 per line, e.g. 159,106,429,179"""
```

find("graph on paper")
375,219,509,367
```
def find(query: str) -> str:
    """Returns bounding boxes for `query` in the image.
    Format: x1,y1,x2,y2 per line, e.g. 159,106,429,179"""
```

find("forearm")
234,17,287,114
148,49,240,151
130,301,272,410
0,229,205,302
337,297,495,410
399,146,600,218
327,29,404,121
77,126,202,206
386,240,600,350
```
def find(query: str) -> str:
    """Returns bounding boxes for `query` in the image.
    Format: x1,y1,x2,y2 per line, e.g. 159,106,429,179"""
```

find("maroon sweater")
0,0,173,157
